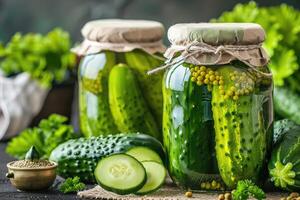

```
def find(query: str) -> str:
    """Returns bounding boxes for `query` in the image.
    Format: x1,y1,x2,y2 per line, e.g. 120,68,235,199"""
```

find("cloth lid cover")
168,23,265,45
164,23,269,68
73,19,166,55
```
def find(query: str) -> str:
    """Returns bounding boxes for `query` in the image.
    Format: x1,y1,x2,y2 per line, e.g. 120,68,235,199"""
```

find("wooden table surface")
0,142,288,200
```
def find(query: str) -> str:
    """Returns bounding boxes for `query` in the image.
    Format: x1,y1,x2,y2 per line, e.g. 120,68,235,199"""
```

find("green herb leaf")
232,180,265,200
59,176,86,194
0,28,76,88
6,114,77,159
213,2,300,87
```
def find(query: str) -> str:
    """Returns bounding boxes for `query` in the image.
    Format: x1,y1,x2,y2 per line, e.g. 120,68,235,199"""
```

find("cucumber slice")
94,153,146,195
135,161,166,195
126,146,163,164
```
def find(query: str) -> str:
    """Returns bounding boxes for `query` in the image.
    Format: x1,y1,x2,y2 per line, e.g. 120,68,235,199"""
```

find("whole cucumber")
212,66,272,188
79,52,118,137
269,126,300,191
108,63,161,141
125,51,164,128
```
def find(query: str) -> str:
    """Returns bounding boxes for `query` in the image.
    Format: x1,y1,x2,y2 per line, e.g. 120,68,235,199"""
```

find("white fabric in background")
0,73,49,140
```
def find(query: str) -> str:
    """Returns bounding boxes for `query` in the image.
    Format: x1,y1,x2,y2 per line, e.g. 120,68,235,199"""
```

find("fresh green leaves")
213,2,300,87
59,176,85,194
6,114,77,159
232,180,265,200
0,28,76,88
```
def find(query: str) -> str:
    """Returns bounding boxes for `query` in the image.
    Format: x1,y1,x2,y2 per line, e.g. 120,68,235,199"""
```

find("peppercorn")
200,182,206,189
185,191,192,198
218,194,225,200
224,192,232,200
290,192,299,198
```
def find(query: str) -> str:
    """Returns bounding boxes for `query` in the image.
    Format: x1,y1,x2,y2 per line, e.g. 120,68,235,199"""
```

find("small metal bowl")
6,161,57,191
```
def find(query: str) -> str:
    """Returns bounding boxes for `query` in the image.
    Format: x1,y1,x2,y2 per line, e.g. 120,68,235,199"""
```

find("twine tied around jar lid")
72,19,166,55
148,23,272,78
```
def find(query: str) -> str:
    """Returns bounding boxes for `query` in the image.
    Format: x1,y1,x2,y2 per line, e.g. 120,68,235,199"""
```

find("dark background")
0,0,299,44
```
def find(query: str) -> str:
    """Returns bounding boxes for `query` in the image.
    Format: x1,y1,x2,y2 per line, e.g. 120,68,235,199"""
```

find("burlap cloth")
72,19,166,55
78,180,285,200
148,23,270,76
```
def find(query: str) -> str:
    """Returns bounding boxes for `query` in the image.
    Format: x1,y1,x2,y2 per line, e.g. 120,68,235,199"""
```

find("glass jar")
162,23,273,189
75,20,165,140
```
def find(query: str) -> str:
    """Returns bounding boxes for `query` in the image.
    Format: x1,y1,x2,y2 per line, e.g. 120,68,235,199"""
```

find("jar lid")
155,23,270,73
82,19,164,43
168,23,265,46
73,19,166,55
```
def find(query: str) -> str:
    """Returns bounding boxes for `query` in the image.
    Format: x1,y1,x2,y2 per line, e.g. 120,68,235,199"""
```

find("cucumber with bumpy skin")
125,51,164,128
79,52,118,137
212,65,272,188
162,64,219,189
108,64,161,140
269,126,300,191
94,153,147,195
49,133,165,183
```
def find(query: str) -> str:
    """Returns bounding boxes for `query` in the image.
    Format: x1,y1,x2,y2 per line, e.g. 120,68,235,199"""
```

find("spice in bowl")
10,159,55,168
6,146,57,191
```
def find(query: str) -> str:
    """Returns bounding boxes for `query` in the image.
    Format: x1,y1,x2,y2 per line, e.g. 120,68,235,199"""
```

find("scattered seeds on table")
185,191,193,198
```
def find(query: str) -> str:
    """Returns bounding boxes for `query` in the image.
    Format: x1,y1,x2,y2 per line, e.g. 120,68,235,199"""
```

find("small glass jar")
162,23,273,189
74,20,165,140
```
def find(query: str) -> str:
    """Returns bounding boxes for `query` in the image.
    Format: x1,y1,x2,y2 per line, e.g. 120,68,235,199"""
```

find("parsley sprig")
59,176,85,194
232,180,266,200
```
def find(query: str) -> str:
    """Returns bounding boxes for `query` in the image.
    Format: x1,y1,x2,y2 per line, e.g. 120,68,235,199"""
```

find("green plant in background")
6,114,77,159
213,2,300,122
213,2,300,87
0,28,76,88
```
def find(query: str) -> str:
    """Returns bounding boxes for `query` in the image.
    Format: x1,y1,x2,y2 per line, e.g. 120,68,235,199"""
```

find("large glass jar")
162,23,273,189
74,20,165,140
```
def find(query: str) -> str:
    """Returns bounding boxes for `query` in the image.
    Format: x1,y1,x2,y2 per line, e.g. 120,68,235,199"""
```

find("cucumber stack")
79,51,163,141
94,147,166,195
79,52,119,137
49,133,165,183
50,133,166,195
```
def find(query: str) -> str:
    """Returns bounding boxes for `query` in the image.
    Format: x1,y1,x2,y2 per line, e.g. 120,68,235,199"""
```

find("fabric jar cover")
164,23,269,68
72,19,166,55
0,73,48,140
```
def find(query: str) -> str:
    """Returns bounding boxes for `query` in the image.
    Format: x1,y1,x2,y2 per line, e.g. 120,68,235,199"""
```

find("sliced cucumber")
135,161,166,195
126,146,163,164
94,153,146,195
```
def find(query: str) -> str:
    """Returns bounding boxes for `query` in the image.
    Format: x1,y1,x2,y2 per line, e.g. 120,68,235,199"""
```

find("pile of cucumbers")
50,133,166,195
79,51,164,141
